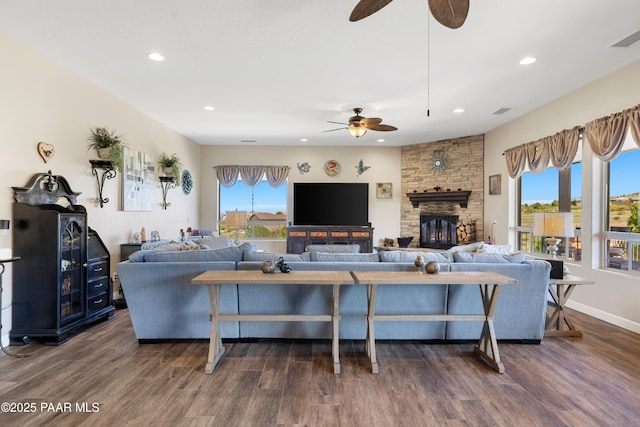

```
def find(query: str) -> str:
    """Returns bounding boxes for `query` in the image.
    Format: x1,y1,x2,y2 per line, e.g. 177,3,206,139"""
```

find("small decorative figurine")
414,255,425,274
277,257,291,273
140,227,146,243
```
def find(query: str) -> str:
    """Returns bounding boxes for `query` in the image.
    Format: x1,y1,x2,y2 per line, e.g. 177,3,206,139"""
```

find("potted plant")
87,127,126,172
158,152,182,185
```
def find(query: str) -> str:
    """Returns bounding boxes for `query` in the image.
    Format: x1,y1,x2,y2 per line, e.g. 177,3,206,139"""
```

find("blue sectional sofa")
117,240,551,343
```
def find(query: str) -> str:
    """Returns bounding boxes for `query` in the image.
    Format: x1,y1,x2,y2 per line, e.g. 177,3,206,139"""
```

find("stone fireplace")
400,134,485,247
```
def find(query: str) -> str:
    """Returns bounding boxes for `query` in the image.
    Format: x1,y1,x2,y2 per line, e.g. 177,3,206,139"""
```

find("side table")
545,274,595,337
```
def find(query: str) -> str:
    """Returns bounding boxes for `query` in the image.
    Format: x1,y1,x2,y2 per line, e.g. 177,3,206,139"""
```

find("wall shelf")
159,176,175,209
406,190,471,208
90,160,116,208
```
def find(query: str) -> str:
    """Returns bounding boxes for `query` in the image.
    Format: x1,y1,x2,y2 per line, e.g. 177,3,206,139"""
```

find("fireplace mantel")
406,190,471,208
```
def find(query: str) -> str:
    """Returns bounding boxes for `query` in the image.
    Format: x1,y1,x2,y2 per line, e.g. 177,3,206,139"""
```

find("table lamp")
533,212,574,259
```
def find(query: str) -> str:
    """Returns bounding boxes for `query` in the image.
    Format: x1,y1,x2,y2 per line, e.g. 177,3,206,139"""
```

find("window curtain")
585,112,628,162
215,165,290,188
584,103,640,162
504,126,581,179
627,105,640,149
216,165,240,188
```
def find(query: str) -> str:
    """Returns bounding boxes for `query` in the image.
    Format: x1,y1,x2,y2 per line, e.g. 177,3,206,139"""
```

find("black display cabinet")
10,171,114,345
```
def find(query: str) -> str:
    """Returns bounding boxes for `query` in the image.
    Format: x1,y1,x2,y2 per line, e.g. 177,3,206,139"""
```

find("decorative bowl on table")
397,236,414,248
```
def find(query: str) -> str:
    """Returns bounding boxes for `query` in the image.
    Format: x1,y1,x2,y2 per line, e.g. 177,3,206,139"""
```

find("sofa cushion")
243,250,310,262
311,252,380,262
476,244,514,254
141,243,253,262
379,251,452,263
446,242,486,253
151,241,211,251
304,244,360,253
452,251,526,263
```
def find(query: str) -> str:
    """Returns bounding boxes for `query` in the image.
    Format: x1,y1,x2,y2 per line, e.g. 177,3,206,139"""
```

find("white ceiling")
2,0,640,147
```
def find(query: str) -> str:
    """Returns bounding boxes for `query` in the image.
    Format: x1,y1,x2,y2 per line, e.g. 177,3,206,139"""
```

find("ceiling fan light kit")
325,107,397,139
348,125,367,138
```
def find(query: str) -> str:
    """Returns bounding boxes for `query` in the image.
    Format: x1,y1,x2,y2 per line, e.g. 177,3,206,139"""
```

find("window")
604,133,640,273
219,179,287,240
516,161,582,261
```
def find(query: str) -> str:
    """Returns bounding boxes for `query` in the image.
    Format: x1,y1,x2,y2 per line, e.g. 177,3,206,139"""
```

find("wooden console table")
191,270,354,375
545,274,595,337
351,271,517,374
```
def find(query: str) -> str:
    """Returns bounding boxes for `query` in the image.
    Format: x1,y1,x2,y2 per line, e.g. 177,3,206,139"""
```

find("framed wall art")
122,147,156,211
489,174,501,195
376,182,392,199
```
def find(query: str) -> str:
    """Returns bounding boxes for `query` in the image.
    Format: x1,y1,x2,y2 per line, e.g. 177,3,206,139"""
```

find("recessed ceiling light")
300,138,308,142
453,108,465,113
377,139,385,143
203,105,215,111
147,52,165,61
519,56,536,65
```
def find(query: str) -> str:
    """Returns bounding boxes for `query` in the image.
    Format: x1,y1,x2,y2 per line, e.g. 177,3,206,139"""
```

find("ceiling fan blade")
326,120,349,126
368,124,398,132
323,127,348,133
361,117,382,127
428,0,469,29
350,0,395,22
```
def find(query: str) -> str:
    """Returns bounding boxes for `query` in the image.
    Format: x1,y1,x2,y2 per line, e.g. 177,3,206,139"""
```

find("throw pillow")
453,251,525,263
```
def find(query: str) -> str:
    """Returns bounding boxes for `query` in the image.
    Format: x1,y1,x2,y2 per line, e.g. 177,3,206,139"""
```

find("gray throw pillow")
453,251,525,263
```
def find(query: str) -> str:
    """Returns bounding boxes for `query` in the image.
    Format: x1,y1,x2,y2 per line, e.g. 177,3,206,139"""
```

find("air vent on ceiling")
240,140,257,143
611,30,640,48
492,107,511,115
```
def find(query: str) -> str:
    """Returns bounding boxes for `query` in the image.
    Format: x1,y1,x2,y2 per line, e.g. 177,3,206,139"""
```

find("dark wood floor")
1,308,640,426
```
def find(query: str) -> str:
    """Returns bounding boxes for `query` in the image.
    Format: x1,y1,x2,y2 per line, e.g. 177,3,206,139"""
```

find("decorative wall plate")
324,160,341,176
181,170,193,195
37,141,55,163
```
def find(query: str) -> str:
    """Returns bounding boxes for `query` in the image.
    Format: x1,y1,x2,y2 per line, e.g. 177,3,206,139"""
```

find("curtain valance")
585,104,640,162
215,165,290,188
504,102,640,178
504,126,581,178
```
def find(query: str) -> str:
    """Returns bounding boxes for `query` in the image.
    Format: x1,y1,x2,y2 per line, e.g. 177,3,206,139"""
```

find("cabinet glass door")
60,216,85,323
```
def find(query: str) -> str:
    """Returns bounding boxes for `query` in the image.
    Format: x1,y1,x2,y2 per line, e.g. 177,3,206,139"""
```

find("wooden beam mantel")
406,190,471,208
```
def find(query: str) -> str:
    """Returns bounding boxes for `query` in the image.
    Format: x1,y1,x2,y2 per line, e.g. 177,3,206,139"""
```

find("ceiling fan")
349,0,469,29
324,108,398,138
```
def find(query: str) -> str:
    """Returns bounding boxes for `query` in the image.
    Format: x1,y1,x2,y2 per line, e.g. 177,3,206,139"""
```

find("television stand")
286,226,374,254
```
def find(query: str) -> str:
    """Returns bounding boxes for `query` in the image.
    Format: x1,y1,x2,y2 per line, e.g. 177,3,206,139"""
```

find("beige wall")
485,59,640,332
0,34,201,345
198,145,402,251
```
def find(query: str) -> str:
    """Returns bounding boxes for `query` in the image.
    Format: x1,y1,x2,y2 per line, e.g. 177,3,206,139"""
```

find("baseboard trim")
567,300,640,334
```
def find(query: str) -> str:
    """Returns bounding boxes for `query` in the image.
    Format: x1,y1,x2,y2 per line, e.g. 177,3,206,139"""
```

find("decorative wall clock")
324,160,341,176
181,170,193,195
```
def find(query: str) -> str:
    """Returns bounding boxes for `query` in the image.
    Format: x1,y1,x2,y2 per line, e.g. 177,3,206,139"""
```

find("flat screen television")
293,183,369,226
